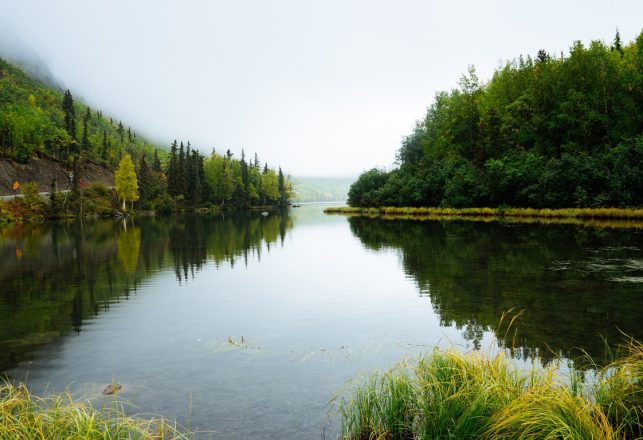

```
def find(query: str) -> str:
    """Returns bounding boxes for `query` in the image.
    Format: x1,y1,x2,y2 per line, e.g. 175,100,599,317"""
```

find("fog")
0,0,641,176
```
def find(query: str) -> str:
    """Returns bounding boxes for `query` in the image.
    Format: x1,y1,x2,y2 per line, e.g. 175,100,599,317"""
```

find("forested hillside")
348,32,643,208
0,57,292,217
0,57,159,166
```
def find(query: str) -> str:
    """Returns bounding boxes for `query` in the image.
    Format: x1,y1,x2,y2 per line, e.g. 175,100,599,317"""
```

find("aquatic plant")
0,382,191,439
338,340,642,439
324,206,643,229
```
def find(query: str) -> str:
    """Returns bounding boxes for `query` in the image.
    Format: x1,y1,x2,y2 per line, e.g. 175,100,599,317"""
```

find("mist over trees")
348,32,643,208
0,56,293,211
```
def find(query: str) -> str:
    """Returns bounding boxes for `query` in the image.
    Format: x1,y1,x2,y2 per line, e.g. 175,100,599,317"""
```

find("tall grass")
0,382,191,440
338,340,642,439
324,206,643,228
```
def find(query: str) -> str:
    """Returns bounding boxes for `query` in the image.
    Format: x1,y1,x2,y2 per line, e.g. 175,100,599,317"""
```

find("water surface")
1,205,641,438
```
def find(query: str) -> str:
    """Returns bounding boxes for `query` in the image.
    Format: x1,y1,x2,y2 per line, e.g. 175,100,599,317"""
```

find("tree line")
0,56,293,213
115,142,293,213
348,31,643,208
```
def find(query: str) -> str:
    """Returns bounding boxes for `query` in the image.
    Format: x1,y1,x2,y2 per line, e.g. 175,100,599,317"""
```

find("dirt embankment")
0,156,114,195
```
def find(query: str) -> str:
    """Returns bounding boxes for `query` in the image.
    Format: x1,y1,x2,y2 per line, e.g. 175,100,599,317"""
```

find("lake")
1,204,642,439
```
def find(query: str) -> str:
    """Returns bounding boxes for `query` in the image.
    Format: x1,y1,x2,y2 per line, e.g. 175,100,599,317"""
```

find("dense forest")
0,57,159,166
348,31,643,208
0,56,292,217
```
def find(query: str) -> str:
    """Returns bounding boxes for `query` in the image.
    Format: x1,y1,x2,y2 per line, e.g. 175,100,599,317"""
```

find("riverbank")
0,183,286,224
338,339,642,439
0,382,191,439
325,206,643,229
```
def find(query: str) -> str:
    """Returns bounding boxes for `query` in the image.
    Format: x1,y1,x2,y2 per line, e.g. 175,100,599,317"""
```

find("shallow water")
1,205,642,438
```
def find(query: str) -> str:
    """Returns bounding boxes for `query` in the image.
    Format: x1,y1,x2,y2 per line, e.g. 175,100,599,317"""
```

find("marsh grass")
0,382,191,439
324,206,643,229
337,340,642,440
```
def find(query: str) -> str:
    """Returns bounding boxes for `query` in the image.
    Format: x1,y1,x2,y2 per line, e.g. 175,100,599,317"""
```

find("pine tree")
101,130,109,160
278,166,286,206
613,29,623,55
62,90,76,140
81,107,91,152
187,150,202,206
240,149,249,189
167,140,179,196
138,154,151,203
127,126,132,142
117,121,125,144
152,150,162,173
178,141,187,196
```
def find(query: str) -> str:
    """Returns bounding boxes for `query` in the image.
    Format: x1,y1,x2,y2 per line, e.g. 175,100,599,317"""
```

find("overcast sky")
0,1,641,176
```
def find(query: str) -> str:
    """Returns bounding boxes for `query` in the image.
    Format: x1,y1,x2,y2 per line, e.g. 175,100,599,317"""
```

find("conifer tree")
167,140,179,196
138,154,152,203
101,130,109,160
240,149,249,189
81,107,91,152
152,150,162,173
62,90,76,139
117,121,125,144
278,166,286,206
613,29,623,54
178,141,187,196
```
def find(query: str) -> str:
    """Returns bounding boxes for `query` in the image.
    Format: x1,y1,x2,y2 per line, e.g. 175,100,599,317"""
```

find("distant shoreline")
324,206,643,229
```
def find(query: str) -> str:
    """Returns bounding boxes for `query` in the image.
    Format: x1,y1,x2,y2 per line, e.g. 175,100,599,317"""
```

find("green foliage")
348,32,643,208
202,150,291,208
340,341,643,439
0,381,190,439
114,154,139,210
0,57,161,166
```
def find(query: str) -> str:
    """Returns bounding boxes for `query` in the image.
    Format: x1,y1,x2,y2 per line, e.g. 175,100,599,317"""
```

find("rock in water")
102,383,122,395
261,211,269,216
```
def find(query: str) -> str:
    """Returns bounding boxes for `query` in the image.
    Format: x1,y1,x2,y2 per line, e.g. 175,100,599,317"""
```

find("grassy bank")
338,340,642,440
325,206,643,229
0,382,190,439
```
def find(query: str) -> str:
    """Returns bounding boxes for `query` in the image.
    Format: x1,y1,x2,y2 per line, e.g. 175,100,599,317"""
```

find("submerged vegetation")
0,382,190,439
338,339,642,440
347,31,643,209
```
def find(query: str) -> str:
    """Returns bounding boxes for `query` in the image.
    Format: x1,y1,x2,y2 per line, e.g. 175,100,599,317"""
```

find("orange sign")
12,181,20,191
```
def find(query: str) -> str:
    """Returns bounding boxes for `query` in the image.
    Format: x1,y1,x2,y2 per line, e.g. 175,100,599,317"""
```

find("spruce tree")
117,121,125,144
62,90,76,140
152,150,162,173
167,140,179,196
613,29,623,55
138,154,151,203
81,108,91,152
178,141,187,196
240,149,249,189
278,166,285,206
101,130,109,160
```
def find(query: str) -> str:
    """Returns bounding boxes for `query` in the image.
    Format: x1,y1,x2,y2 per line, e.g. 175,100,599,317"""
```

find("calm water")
1,205,642,438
